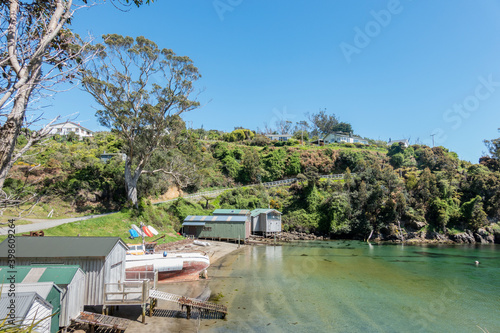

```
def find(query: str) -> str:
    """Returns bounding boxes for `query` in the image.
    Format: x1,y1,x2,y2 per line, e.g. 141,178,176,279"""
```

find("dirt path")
0,213,114,235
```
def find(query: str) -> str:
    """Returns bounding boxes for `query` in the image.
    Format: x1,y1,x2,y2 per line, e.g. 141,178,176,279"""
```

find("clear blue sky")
40,0,500,162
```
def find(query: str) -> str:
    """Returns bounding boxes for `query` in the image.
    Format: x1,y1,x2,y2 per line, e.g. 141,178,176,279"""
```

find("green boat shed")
182,215,251,241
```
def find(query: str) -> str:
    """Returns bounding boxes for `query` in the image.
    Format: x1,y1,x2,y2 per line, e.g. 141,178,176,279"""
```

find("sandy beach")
110,240,243,333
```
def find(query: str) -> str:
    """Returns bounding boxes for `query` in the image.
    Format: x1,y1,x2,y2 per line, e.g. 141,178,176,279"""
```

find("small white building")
387,139,409,148
324,132,368,145
48,121,94,138
0,292,53,333
264,134,293,141
250,209,282,236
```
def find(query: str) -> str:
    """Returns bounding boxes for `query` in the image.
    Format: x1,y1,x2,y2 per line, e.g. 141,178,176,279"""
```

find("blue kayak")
129,229,139,238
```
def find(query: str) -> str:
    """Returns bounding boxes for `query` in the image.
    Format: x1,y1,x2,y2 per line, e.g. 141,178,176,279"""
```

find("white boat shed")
250,209,282,236
0,237,128,306
0,292,53,333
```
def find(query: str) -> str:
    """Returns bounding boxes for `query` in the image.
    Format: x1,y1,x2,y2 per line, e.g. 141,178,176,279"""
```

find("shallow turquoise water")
204,241,500,333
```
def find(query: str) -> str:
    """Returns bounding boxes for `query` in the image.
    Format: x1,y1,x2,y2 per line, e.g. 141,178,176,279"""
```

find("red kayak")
142,226,154,237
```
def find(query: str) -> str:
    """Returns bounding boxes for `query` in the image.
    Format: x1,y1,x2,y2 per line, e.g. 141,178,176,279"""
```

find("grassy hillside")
2,131,499,242
0,211,184,244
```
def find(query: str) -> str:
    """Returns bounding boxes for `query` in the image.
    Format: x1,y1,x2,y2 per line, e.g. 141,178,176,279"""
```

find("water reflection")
205,242,500,333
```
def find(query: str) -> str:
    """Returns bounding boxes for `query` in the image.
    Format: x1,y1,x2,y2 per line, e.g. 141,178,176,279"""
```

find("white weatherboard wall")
59,268,86,327
24,296,52,333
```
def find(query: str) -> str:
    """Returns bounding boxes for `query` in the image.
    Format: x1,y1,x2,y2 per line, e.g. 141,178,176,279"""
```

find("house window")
203,226,212,231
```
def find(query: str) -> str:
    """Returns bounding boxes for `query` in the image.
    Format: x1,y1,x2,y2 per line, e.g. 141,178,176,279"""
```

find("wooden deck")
73,311,131,332
149,289,227,319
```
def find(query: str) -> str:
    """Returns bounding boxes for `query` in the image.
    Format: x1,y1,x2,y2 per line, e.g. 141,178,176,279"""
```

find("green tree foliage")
461,195,488,230
319,193,351,234
0,0,152,197
308,110,353,137
262,149,287,181
218,186,269,210
239,149,262,183
308,110,339,137
224,129,255,142
81,34,200,206
332,122,352,133
285,152,302,176
484,128,500,160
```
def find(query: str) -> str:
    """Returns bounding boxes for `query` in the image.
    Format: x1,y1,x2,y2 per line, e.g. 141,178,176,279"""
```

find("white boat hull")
125,253,210,281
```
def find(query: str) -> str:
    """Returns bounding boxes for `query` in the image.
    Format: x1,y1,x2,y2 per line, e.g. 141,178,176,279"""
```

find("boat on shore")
125,252,210,281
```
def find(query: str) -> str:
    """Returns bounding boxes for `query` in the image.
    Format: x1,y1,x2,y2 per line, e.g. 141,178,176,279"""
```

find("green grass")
0,211,184,245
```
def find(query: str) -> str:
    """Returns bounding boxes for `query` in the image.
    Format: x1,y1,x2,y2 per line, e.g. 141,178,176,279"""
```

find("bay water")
204,241,500,332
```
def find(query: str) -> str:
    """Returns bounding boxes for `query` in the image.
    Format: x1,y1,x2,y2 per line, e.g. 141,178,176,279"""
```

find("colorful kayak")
148,225,159,236
142,226,154,237
129,229,139,238
131,224,145,237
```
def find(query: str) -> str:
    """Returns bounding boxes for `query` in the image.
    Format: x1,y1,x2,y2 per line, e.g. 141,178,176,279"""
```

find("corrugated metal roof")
38,265,80,285
0,267,30,282
0,292,47,321
182,222,206,226
183,215,247,223
1,282,61,299
0,237,127,258
0,266,81,285
250,209,282,217
212,209,250,215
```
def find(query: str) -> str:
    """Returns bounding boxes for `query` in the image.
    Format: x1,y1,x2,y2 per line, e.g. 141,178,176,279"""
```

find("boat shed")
0,265,85,329
0,237,128,306
182,215,250,241
250,209,282,236
0,292,53,333
1,282,61,333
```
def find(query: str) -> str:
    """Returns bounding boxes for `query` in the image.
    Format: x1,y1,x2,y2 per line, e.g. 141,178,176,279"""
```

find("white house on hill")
324,132,368,145
387,139,409,148
265,134,293,141
48,121,93,138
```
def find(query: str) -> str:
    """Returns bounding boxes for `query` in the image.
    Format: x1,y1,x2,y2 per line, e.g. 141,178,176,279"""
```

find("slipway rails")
72,311,132,333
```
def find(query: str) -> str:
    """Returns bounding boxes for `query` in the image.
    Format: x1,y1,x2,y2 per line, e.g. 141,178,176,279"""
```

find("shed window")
203,226,212,231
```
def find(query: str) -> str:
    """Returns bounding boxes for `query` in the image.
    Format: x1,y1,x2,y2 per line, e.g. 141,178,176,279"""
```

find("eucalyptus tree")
81,34,200,206
484,128,500,160
0,0,150,200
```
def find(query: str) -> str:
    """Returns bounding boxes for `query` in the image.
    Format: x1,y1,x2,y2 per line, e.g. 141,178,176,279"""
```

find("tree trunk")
0,90,30,191
124,158,142,207
367,229,374,242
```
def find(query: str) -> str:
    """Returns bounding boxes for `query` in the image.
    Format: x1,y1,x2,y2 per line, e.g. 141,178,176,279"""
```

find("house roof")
250,209,282,217
182,222,206,226
265,134,293,137
1,282,61,299
183,215,247,224
325,132,366,140
49,121,93,133
387,139,409,145
0,265,82,285
0,237,127,259
0,292,52,321
212,209,250,215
